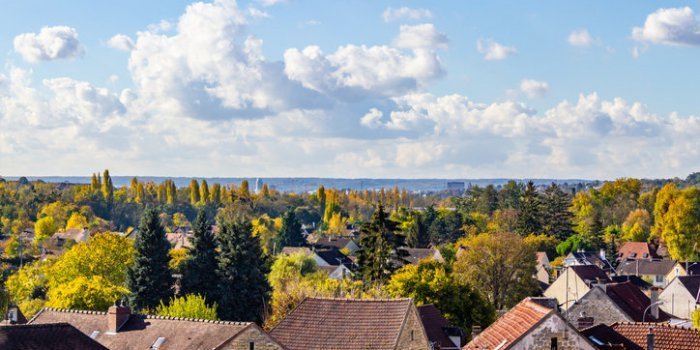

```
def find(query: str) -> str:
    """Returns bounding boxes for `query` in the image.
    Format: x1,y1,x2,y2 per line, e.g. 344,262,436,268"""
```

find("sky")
0,0,699,179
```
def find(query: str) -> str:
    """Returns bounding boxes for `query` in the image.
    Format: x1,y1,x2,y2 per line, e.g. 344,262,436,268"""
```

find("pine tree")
541,184,575,240
127,207,174,311
516,181,543,235
215,218,270,322
275,210,303,252
200,180,210,204
357,204,398,284
189,180,200,205
182,209,219,302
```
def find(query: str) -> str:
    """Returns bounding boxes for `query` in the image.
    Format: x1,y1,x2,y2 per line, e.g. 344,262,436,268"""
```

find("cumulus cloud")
568,29,594,47
394,23,448,49
383,7,432,22
360,108,383,129
258,0,285,6
106,34,135,51
477,39,517,60
632,7,700,46
13,26,83,62
520,79,550,98
248,7,270,19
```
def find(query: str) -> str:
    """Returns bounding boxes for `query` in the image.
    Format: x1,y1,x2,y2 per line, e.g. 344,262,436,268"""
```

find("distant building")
446,182,465,191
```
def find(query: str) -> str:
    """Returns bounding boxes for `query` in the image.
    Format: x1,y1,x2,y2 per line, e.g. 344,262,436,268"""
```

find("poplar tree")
200,180,210,204
102,169,114,202
239,180,250,199
127,207,174,311
182,209,218,302
189,180,200,205
317,186,326,219
211,183,222,205
215,218,270,322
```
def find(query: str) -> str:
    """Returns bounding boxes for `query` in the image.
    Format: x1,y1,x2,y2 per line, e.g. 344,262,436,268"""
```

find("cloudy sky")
1,0,699,179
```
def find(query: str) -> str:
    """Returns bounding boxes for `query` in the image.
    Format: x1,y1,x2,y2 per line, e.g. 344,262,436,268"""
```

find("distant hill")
2,176,595,193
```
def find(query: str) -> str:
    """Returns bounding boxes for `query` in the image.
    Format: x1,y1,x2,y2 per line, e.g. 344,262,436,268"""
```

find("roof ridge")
39,307,108,315
306,297,412,302
0,322,73,329
614,321,700,333
141,314,250,325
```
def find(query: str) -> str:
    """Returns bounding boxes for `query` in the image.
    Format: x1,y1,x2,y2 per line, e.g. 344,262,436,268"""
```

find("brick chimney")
650,288,660,320
577,312,594,329
107,301,131,334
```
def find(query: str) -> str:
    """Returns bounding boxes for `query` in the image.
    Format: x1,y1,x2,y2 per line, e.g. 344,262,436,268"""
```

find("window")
249,342,255,350
410,330,414,341
550,337,558,350
151,337,166,349
655,275,665,283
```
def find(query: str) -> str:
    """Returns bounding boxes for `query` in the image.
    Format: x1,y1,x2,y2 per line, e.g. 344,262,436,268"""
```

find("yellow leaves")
327,212,347,235
34,216,57,242
156,294,218,320
169,248,188,273
653,186,700,260
65,212,88,230
46,275,129,311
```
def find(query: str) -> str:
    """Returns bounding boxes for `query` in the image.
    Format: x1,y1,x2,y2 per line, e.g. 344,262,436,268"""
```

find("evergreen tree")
541,184,575,240
215,218,270,322
182,209,219,302
476,185,498,215
498,180,523,210
357,205,398,284
516,181,543,235
275,210,303,251
189,180,200,205
127,207,174,311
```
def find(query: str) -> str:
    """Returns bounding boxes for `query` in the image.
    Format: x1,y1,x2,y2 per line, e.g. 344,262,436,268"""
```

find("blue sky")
0,1,699,179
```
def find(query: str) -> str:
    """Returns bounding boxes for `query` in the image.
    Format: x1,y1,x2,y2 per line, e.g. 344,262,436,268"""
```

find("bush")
156,294,218,320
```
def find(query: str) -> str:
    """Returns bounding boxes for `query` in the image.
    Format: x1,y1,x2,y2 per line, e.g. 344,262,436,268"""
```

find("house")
610,275,653,292
310,236,360,254
270,297,431,350
165,232,193,250
280,247,353,269
417,304,464,350
617,259,677,287
49,228,90,246
397,248,445,265
564,250,616,274
665,261,700,283
617,241,659,261
535,252,551,285
582,322,700,350
1,304,27,325
544,265,612,311
28,303,286,350
564,282,671,329
464,297,596,350
0,323,108,350
659,275,700,319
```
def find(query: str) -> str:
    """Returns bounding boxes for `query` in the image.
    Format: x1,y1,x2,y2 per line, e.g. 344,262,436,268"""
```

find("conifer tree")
127,207,174,311
275,210,303,251
189,180,200,205
215,218,270,322
357,204,398,284
200,180,210,204
516,181,543,235
182,209,219,302
541,184,575,240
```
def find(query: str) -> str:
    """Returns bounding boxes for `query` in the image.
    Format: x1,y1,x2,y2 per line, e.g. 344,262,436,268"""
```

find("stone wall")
512,314,595,350
395,305,431,350
563,287,631,328
221,325,285,350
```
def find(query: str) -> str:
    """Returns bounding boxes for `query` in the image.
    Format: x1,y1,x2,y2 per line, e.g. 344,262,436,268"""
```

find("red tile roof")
464,298,554,350
611,322,700,350
270,298,418,350
618,242,657,261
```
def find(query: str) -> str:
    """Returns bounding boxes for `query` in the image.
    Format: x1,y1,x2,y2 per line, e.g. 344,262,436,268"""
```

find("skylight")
150,337,166,349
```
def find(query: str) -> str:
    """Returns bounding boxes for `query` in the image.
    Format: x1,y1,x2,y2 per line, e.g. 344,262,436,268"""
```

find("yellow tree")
34,216,58,242
65,212,89,230
654,187,700,260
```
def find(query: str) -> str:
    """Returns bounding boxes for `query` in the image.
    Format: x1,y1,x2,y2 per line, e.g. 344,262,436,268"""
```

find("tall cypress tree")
182,209,219,302
127,207,173,311
275,209,303,251
516,181,543,236
541,184,575,240
216,218,270,322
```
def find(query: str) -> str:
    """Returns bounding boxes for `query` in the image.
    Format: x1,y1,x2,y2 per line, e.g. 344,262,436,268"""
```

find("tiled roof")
464,298,554,350
581,324,643,350
677,276,700,302
417,305,460,350
569,252,616,273
617,259,676,276
270,297,414,350
28,308,255,349
311,236,356,250
617,242,657,261
603,282,671,322
315,249,352,266
570,265,612,285
610,275,653,290
397,248,443,265
611,322,700,350
0,323,108,350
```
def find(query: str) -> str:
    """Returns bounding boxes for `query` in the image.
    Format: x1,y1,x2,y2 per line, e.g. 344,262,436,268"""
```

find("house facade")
544,265,611,311
659,275,700,320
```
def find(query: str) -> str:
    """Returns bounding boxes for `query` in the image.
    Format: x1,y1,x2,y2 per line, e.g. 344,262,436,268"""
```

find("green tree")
156,294,218,320
127,207,174,311
200,180,210,204
215,218,270,322
102,169,114,202
276,209,304,251
621,209,651,242
541,184,574,240
357,205,398,284
653,186,700,260
516,181,542,236
189,180,200,205
182,210,219,302
498,180,522,210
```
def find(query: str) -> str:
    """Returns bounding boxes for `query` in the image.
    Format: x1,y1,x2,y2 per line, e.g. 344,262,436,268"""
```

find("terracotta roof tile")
270,298,414,350
617,242,658,261
611,322,700,350
464,298,554,350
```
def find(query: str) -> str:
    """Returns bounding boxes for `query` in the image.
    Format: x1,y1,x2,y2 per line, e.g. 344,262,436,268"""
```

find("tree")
516,182,542,236
453,232,538,310
326,212,346,236
65,212,88,230
653,186,700,261
252,214,280,255
498,180,522,210
127,207,174,311
189,180,200,205
276,210,304,251
541,184,574,240
357,205,398,284
476,185,498,215
45,233,134,310
211,183,222,205
200,180,210,204
317,186,326,220
621,209,651,242
182,209,219,302
215,218,270,322
385,260,495,336
34,216,57,242
239,180,250,199
102,169,114,202
156,294,218,320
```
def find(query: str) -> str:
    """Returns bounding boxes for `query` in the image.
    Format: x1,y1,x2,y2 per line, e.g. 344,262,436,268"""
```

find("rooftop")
0,323,108,350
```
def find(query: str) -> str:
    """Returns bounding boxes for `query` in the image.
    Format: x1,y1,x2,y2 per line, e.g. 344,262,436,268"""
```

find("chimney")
647,327,654,350
107,301,131,334
650,288,660,320
471,325,482,337
577,312,594,329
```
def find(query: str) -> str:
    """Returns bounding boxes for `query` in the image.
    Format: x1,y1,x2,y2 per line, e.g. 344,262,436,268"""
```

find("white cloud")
383,7,432,22
13,26,83,62
258,0,285,6
477,39,517,60
632,7,700,46
106,34,135,51
568,29,594,47
394,24,448,50
248,7,270,19
360,108,383,129
520,79,549,98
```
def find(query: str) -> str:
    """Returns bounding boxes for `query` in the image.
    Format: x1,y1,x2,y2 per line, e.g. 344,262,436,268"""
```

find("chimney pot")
108,303,131,333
